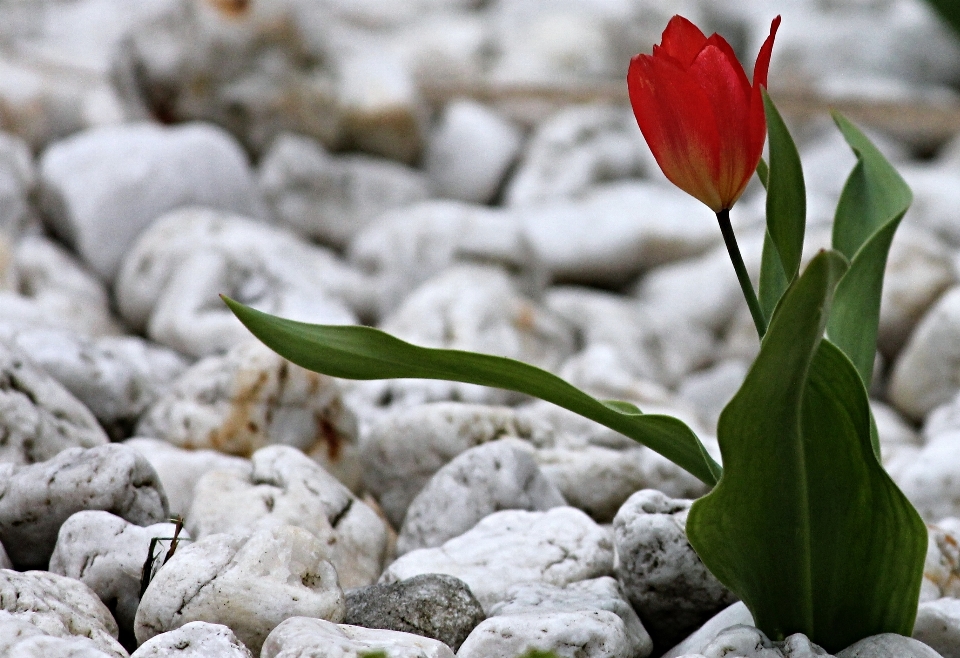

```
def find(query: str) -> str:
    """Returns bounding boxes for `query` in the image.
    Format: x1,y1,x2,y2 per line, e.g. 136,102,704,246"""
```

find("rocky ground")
1,0,960,656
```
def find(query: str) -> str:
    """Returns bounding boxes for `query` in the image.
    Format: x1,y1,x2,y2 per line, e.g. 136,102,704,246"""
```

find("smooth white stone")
457,577,652,658
134,526,345,654
397,439,566,555
0,444,168,570
49,511,186,640
114,207,366,357
425,100,522,204
130,621,253,658
381,507,614,613
0,569,127,657
137,340,361,491
259,133,429,248
836,632,943,658
124,438,250,518
39,122,265,281
261,617,455,658
186,445,389,589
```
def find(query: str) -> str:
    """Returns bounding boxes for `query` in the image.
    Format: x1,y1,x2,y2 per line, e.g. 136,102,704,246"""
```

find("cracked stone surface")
380,507,614,613
134,525,345,654
344,573,485,651
0,443,169,570
130,621,253,657
186,445,389,589
0,569,127,657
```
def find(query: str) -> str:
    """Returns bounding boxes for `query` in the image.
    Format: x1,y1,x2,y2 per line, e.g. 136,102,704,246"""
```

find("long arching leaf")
222,296,722,486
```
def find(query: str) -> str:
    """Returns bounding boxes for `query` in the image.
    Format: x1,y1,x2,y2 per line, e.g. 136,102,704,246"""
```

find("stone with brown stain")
137,340,362,492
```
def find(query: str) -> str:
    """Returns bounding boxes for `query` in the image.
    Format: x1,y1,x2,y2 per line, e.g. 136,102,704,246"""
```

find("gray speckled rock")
613,490,737,651
259,133,430,248
361,402,556,528
345,574,484,651
49,511,186,644
137,340,360,491
261,617,456,658
0,444,168,570
0,327,187,440
396,439,566,555
39,122,266,281
0,340,109,466
457,577,652,658
0,569,127,657
114,207,366,357
186,445,389,589
836,633,942,658
914,598,960,658
124,438,250,518
135,526,344,655
0,234,122,337
381,507,613,613
130,622,253,658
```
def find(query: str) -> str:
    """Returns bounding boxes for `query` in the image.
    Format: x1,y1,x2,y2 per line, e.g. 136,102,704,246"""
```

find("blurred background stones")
1,0,960,654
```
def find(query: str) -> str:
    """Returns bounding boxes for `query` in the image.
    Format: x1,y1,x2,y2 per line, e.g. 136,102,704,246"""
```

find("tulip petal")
689,39,753,207
628,53,723,211
753,16,782,88
658,15,709,67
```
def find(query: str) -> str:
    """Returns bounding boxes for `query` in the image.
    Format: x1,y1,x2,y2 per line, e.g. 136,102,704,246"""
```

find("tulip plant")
224,15,927,653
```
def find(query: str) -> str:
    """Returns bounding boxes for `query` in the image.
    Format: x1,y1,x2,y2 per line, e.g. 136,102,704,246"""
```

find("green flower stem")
717,209,767,339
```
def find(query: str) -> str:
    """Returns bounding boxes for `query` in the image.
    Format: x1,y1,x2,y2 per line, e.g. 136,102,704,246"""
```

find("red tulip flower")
628,16,781,212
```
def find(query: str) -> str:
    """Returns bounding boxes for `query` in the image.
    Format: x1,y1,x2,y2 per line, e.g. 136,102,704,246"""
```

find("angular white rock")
0,569,127,657
347,265,574,413
613,490,737,650
0,234,122,337
0,443,168,570
135,526,345,654
889,286,960,421
361,402,556,527
49,511,186,640
124,438,250,518
130,621,253,658
397,439,566,555
914,598,960,658
0,326,187,440
425,100,522,204
347,201,533,318
0,340,109,466
505,105,649,208
261,617,455,658
187,445,389,589
259,133,430,248
114,207,367,356
40,122,266,281
381,507,614,612
457,577,652,658
137,340,361,490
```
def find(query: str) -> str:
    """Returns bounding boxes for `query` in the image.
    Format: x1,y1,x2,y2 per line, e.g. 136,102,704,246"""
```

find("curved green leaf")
222,296,722,486
828,113,912,388
686,250,926,652
763,91,806,283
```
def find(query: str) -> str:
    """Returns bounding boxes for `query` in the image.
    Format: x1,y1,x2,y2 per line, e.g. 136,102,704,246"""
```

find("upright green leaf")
686,250,926,652
762,91,806,282
759,230,789,323
827,113,912,388
222,297,722,486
